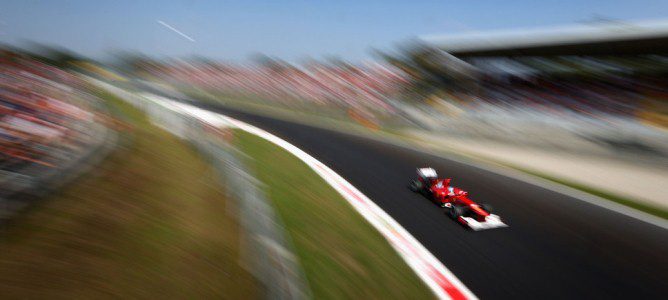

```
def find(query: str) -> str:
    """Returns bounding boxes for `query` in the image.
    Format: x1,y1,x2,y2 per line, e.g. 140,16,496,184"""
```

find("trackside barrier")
96,80,310,300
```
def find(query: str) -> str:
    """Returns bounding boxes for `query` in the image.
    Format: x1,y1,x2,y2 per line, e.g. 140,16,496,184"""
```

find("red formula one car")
409,167,507,231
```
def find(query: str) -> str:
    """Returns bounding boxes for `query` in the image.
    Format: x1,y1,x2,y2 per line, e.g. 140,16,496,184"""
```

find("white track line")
143,94,477,300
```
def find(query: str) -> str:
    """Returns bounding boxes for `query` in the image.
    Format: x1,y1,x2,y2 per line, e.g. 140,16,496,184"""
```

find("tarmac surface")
203,103,668,299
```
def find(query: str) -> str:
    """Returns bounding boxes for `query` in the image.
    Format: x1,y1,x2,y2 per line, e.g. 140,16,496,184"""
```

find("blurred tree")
375,43,479,103
110,51,156,75
22,43,89,69
249,53,289,73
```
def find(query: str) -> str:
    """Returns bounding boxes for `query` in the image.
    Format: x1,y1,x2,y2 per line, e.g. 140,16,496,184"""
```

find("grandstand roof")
421,19,668,57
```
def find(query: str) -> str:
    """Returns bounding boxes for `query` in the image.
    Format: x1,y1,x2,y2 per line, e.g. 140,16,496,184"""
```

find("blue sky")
2,0,667,62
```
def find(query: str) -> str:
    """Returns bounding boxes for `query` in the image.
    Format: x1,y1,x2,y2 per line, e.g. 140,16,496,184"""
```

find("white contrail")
157,20,195,42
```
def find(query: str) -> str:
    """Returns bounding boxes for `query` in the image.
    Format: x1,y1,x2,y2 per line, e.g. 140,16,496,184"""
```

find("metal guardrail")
97,80,310,300
192,134,310,300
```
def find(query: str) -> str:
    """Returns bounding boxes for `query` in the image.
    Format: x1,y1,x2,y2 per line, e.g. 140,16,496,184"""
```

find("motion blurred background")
1,0,667,298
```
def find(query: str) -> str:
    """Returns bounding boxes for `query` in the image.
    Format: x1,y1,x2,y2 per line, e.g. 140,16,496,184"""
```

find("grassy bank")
0,93,258,298
235,130,433,299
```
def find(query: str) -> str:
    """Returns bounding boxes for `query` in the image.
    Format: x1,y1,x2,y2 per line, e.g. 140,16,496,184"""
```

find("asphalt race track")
139,79,668,299
197,103,668,299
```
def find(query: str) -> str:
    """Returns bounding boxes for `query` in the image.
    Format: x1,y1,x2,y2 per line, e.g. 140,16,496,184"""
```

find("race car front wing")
459,214,508,231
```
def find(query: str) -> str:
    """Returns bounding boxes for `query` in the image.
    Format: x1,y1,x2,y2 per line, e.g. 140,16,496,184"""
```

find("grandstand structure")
419,19,668,78
421,19,668,57
413,20,668,128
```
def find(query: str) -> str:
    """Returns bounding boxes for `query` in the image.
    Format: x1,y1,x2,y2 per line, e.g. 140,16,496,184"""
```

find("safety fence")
96,79,310,300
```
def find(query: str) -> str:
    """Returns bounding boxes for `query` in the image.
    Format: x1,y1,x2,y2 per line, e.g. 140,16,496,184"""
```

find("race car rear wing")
417,167,437,179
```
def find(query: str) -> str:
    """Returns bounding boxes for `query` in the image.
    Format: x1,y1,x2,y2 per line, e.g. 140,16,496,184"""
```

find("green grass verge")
0,93,258,298
234,130,433,299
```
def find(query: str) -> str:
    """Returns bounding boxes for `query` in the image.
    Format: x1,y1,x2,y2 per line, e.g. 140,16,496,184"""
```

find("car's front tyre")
481,203,493,214
408,180,422,192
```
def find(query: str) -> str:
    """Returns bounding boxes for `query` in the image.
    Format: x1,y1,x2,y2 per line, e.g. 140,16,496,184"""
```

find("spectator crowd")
143,60,409,113
136,55,668,130
461,56,668,121
0,51,95,172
